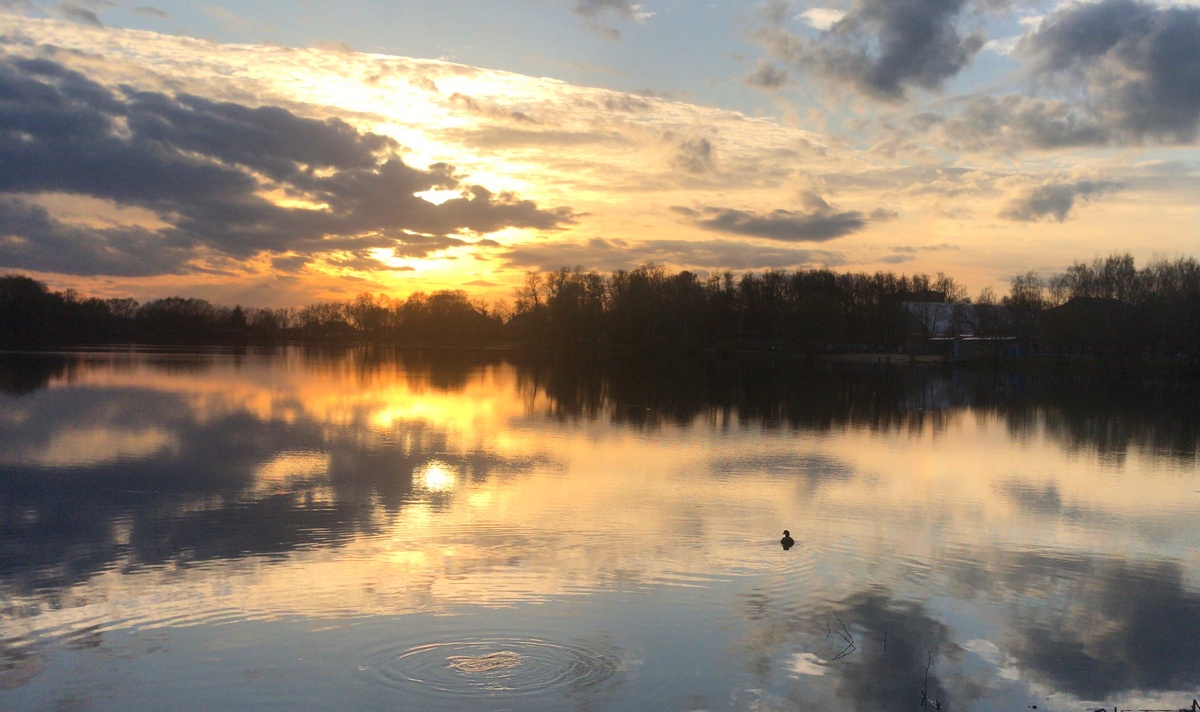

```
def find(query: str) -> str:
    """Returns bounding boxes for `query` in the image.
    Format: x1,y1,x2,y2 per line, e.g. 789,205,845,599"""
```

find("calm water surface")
0,348,1197,711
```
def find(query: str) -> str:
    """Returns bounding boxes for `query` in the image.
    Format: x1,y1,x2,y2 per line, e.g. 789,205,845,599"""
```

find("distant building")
901,301,1017,358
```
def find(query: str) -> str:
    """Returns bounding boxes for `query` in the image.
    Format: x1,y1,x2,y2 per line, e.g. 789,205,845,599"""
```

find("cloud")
759,0,988,102
447,92,539,123
999,179,1122,221
873,2,1200,153
596,92,651,112
500,236,845,272
573,0,650,21
132,5,167,19
201,5,249,33
676,193,870,242
313,40,357,54
669,135,717,175
57,1,104,27
1019,0,1200,143
445,126,625,150
939,94,1111,151
270,255,309,273
885,242,958,264
573,0,653,38
0,196,194,275
744,59,791,89
0,56,574,277
799,7,846,31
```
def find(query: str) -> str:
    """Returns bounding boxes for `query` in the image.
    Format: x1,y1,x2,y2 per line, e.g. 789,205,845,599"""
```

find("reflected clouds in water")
709,452,856,492
738,587,961,712
1008,557,1200,699
0,366,546,596
940,547,1200,700
829,591,958,712
1,349,1198,710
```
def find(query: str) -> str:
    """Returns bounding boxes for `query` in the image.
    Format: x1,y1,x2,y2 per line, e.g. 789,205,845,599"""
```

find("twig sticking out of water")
827,611,856,661
920,651,941,709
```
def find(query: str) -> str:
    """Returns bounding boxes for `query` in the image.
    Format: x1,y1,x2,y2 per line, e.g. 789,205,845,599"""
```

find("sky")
0,0,1197,308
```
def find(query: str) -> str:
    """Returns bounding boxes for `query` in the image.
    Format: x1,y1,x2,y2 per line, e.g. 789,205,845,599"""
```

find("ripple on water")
366,636,628,700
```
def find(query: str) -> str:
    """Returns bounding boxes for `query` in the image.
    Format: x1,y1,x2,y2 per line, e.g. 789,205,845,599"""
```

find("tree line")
2,253,1198,359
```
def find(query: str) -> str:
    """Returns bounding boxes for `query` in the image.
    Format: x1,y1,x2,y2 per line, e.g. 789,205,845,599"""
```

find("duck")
780,530,795,550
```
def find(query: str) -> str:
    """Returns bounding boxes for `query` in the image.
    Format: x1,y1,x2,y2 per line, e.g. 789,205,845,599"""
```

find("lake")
1,347,1197,711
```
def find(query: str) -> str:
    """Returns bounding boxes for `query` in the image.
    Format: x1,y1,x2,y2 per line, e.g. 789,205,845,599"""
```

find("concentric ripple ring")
370,637,625,698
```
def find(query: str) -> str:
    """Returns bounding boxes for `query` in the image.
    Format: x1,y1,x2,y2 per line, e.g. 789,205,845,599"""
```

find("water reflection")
944,550,1200,699
0,348,1197,710
3,349,1197,459
0,351,547,598
503,353,1200,466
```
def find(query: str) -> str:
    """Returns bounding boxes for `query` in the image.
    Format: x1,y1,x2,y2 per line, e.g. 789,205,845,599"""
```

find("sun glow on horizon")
0,14,1195,309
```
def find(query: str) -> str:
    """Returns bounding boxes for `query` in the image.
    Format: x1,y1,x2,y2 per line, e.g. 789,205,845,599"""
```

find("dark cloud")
690,206,864,242
912,2,1200,153
0,196,193,276
677,193,870,242
597,93,651,112
270,255,310,272
669,136,716,175
940,94,1111,150
760,0,987,102
888,242,957,254
1019,0,1200,143
999,179,1122,222
390,233,471,258
573,0,650,38
744,59,791,89
447,92,539,123
576,0,652,22
57,1,104,27
131,5,167,18
0,56,573,277
574,0,644,20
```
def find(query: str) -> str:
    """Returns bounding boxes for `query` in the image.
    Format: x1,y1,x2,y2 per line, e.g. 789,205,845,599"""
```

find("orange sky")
0,5,1197,308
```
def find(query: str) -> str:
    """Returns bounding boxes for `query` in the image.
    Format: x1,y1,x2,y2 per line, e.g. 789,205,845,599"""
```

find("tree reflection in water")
0,347,1196,710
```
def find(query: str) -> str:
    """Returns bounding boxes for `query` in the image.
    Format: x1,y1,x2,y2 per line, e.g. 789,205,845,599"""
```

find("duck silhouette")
780,530,795,550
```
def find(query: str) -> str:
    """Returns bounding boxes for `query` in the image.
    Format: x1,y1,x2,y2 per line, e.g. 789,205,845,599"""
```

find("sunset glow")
0,3,1196,308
